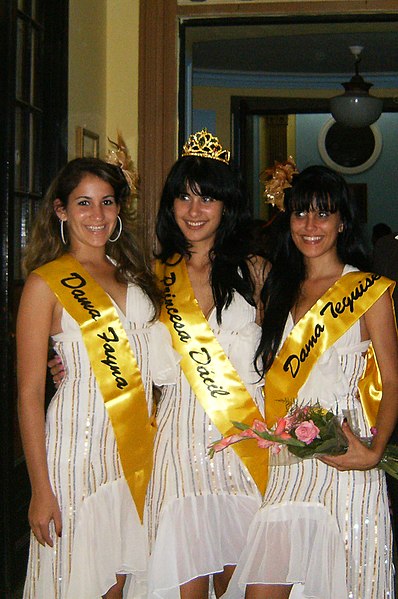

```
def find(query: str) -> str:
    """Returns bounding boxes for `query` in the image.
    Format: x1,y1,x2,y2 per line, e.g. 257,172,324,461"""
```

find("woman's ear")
53,198,66,220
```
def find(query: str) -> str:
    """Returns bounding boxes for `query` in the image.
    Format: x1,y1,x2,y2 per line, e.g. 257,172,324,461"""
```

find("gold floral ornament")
106,131,139,199
260,156,298,211
181,128,231,164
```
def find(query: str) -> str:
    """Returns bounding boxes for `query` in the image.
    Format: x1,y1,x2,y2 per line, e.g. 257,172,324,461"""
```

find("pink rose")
295,420,320,444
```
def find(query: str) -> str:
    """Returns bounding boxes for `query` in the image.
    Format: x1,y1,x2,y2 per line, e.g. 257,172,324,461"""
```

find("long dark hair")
156,155,255,322
255,164,370,374
24,157,161,317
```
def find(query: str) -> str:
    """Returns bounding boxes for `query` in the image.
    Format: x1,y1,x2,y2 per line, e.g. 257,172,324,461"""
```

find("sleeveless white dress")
23,284,178,599
225,266,395,599
145,292,264,599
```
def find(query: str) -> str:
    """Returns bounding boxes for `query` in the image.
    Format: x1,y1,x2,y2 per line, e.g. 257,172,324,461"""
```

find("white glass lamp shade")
330,75,383,128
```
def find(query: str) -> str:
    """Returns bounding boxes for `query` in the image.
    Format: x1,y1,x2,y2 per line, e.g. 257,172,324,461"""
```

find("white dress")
145,292,264,599
23,284,178,599
226,266,395,599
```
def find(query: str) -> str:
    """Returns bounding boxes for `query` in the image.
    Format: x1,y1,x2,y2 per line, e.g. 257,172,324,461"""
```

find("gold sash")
266,271,394,431
34,253,155,521
155,256,267,495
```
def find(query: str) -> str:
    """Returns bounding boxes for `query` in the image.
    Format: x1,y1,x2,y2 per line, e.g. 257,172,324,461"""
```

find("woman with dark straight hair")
147,130,268,599
226,165,398,599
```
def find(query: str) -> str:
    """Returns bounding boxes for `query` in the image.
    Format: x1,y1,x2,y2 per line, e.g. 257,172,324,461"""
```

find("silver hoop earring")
60,219,67,245
108,215,122,243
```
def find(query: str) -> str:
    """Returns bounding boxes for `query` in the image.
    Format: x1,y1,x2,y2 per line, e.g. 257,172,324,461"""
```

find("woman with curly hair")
18,157,176,599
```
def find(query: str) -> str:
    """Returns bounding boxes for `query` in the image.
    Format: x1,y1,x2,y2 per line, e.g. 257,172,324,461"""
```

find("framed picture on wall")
76,126,99,158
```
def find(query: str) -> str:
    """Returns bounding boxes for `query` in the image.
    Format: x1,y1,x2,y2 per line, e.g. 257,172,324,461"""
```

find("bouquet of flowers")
209,402,398,480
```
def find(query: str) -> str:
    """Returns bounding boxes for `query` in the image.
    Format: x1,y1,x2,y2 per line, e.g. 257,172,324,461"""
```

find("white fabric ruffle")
147,494,260,599
147,321,180,386
226,502,348,599
226,321,263,390
297,339,369,412
66,478,147,598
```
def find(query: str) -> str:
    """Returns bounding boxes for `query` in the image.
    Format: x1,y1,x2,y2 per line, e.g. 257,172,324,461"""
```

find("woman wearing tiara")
225,165,398,599
146,129,268,599
17,157,177,599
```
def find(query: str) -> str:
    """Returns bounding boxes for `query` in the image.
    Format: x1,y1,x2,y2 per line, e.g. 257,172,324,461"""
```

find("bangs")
286,165,347,215
289,191,339,214
170,157,233,201
184,175,221,199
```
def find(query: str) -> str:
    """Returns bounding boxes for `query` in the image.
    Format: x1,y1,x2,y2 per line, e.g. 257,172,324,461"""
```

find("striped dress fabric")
145,292,264,599
226,266,395,599
23,284,177,599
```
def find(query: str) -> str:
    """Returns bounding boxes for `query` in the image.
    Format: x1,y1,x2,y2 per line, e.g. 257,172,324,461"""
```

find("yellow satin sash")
266,271,394,431
34,253,156,521
155,255,267,495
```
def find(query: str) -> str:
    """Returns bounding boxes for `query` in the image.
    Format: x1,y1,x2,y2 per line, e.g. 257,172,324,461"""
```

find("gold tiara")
181,128,230,164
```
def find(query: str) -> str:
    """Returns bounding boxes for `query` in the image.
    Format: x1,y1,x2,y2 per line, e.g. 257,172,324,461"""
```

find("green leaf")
231,421,250,431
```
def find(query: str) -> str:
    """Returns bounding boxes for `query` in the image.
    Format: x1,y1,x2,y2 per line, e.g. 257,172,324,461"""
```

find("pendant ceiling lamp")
330,46,383,128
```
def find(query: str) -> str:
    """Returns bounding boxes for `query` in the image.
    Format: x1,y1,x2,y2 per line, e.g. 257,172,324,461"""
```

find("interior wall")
193,86,333,149
68,0,140,163
296,112,398,237
106,1,140,163
68,0,107,160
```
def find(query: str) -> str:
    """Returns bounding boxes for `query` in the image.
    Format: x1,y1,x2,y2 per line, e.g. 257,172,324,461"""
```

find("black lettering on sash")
161,270,191,343
97,326,128,389
283,323,325,378
320,273,380,318
282,272,381,380
190,347,230,398
61,272,101,320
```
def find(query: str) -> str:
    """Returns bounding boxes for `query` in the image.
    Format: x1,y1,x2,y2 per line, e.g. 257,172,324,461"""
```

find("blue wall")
192,108,398,241
296,113,398,238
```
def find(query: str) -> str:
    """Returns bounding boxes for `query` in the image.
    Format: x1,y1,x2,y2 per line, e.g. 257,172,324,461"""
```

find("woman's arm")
17,274,62,545
322,290,398,471
247,255,271,325
364,290,398,457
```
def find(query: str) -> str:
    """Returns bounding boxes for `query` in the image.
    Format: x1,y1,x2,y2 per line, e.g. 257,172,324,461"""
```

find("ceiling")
187,20,398,78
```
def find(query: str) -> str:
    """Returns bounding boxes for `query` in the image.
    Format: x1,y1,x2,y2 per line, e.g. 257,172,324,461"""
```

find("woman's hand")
319,421,382,471
48,354,65,387
28,487,62,546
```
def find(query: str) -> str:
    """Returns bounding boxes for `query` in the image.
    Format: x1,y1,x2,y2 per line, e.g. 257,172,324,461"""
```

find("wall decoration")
76,126,99,158
318,118,382,175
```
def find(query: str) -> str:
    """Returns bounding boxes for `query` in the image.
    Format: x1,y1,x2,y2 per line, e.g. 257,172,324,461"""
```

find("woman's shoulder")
17,271,59,327
23,270,56,297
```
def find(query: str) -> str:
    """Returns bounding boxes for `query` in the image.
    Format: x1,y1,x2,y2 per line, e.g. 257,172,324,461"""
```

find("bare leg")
102,574,126,599
180,575,209,599
245,583,292,599
214,564,236,597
